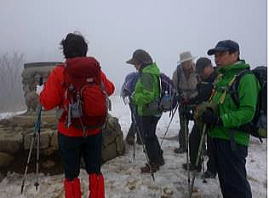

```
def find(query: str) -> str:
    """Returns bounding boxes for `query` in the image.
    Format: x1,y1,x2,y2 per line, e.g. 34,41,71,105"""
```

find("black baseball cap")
196,57,212,74
207,40,240,55
126,49,153,65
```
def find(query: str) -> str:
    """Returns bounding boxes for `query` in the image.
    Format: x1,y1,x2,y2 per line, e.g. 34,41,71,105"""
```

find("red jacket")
39,58,115,137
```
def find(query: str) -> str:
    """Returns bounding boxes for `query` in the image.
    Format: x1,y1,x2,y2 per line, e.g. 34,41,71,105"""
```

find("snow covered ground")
0,96,267,198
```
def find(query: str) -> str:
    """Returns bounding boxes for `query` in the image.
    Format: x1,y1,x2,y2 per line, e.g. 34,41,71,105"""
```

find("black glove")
201,108,222,126
184,109,194,120
180,106,194,120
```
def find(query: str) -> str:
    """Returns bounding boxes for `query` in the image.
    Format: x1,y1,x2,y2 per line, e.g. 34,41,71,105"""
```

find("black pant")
138,115,162,164
58,132,102,180
212,138,252,198
189,124,216,174
189,124,202,166
178,111,189,150
206,135,217,174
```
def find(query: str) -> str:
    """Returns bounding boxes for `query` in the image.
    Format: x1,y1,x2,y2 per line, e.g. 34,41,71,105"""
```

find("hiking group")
122,40,266,198
35,31,266,198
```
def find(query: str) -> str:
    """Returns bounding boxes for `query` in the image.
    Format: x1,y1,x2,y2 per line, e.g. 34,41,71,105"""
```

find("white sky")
0,0,267,91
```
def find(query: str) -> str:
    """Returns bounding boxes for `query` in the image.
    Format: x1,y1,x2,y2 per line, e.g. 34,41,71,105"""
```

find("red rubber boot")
64,178,82,198
89,173,105,198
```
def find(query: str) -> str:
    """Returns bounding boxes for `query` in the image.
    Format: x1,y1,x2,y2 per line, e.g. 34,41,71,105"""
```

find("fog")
0,0,267,91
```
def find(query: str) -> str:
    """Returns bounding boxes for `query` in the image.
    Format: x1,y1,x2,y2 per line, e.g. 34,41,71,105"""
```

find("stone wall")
0,113,125,175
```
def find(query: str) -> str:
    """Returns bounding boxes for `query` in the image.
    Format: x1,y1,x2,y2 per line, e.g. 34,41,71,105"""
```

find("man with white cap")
172,51,198,153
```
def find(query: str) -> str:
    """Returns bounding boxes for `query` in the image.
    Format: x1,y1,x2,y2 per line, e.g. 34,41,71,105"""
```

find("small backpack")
63,57,108,132
120,72,139,98
229,66,267,140
159,73,178,112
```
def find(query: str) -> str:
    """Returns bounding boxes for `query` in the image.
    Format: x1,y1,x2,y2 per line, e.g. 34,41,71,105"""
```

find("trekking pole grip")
39,77,43,86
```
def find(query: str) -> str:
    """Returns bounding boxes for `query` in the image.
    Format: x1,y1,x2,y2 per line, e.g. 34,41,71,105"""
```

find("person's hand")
36,85,44,96
201,108,222,126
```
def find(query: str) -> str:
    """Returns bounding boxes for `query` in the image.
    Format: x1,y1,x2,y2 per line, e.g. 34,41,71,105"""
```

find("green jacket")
208,61,261,146
133,63,161,116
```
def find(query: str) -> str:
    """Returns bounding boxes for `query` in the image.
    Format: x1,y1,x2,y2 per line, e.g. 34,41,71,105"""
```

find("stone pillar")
21,62,61,113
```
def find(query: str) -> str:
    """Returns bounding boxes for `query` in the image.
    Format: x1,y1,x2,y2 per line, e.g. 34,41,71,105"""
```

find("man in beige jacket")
172,51,198,153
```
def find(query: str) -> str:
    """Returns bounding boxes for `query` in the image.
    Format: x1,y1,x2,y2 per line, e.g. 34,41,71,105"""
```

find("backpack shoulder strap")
229,69,252,107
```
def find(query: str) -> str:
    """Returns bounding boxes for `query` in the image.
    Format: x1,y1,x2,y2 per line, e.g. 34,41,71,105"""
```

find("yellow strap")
209,73,222,102
219,75,237,104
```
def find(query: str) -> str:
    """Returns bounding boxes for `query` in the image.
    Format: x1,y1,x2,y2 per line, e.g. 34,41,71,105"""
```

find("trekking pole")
131,111,155,182
160,102,179,146
21,77,43,194
189,124,207,198
132,124,136,162
128,105,136,163
34,107,41,191
182,106,191,197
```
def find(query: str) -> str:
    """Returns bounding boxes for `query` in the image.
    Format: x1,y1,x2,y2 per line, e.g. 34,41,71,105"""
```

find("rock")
0,152,14,168
0,172,4,182
161,185,174,198
0,112,125,175
0,131,23,154
24,129,52,150
50,130,58,150
191,187,202,198
126,178,138,190
163,187,173,195
192,192,202,198
42,160,56,169
102,115,125,163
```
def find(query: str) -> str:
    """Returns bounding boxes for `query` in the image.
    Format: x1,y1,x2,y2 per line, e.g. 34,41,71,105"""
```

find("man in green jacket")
126,49,164,173
201,40,260,198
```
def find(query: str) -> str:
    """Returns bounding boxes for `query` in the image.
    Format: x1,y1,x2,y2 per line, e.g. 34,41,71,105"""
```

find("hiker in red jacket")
37,32,115,198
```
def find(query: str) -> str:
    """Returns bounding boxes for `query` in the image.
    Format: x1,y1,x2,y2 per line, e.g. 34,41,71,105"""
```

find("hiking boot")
174,147,187,154
182,163,201,172
140,163,160,173
201,170,216,179
125,134,135,145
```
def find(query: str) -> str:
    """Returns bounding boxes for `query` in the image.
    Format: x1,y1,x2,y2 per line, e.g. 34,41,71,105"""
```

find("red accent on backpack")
63,57,108,131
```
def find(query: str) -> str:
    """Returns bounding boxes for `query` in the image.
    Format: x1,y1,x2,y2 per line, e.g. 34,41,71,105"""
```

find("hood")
141,63,160,75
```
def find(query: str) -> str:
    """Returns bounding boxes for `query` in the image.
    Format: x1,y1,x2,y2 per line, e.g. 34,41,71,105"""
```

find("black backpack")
229,66,267,141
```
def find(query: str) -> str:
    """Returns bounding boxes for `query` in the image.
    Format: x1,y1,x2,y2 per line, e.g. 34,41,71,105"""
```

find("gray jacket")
172,65,198,100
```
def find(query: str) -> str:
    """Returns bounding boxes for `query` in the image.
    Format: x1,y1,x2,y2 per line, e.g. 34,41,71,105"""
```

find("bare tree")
0,52,26,113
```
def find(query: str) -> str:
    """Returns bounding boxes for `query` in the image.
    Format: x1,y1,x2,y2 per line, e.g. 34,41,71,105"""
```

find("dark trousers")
189,124,216,174
206,135,217,174
178,113,188,150
138,115,162,164
58,132,102,180
212,138,252,198
189,124,202,166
